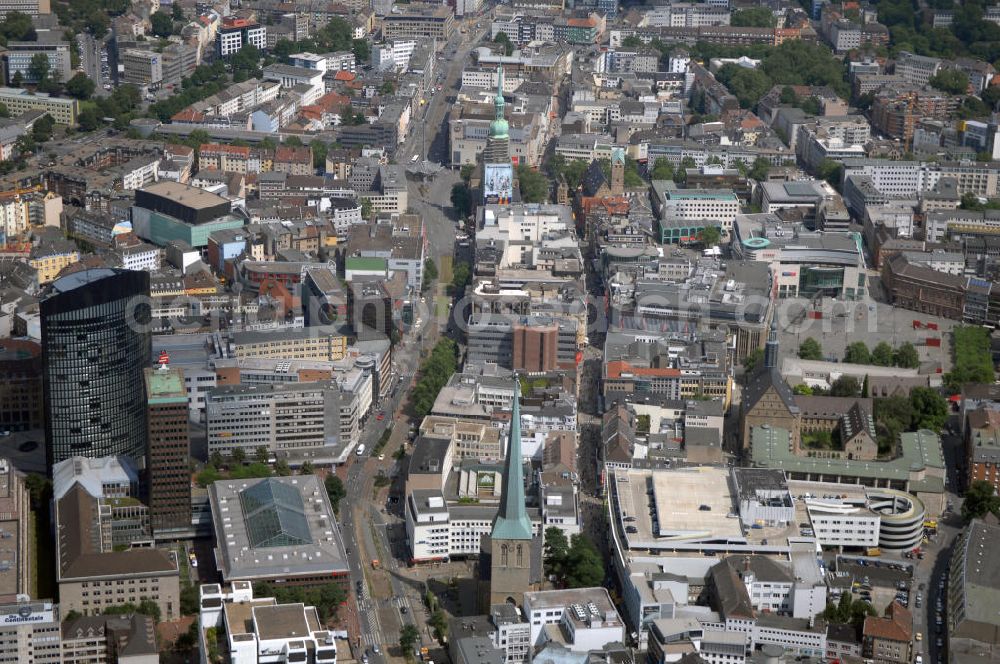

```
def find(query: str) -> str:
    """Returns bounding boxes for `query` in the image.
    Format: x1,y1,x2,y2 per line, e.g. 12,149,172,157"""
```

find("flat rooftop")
209,476,349,582
614,467,743,545
139,180,230,210
145,367,186,403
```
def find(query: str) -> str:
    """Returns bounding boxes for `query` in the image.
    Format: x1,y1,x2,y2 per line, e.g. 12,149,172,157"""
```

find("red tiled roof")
333,70,355,81
171,109,204,122
864,602,912,643
606,360,681,380
200,143,251,157
275,146,311,163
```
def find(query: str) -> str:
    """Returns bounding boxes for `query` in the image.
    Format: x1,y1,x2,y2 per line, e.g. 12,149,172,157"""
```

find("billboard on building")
483,163,513,205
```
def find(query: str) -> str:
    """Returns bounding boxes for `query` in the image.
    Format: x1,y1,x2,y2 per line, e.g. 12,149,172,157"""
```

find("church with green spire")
481,66,515,206
479,378,540,610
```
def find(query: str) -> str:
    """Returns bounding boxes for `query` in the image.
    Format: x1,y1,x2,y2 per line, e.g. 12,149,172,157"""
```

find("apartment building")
405,489,543,562
893,51,941,86
466,314,579,371
121,49,163,88
382,5,456,40
198,143,251,173
61,612,158,663
651,182,741,236
0,87,77,124
199,583,339,664
229,327,348,361
217,17,266,58
862,602,912,664
55,481,180,619
205,379,368,463
0,601,62,664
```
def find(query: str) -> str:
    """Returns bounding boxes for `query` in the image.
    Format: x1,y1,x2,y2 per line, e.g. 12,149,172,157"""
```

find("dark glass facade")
42,269,152,473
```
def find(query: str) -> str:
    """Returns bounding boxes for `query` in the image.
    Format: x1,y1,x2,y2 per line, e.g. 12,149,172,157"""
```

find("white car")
378,454,385,461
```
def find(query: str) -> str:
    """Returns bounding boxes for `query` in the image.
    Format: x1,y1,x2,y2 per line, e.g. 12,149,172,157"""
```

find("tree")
451,262,471,293
172,2,185,20
274,459,292,476
894,342,920,369
817,158,844,188
872,341,895,366
400,624,420,659
862,374,870,398
962,480,1000,521
150,11,173,38
792,384,814,395
650,159,674,181
325,475,346,514
543,526,569,580
844,342,871,365
829,375,861,397
423,257,438,286
210,451,225,469
360,197,373,220
65,72,95,100
254,446,270,464
715,63,773,109
9,71,22,88
299,461,314,475
910,386,948,431
928,68,970,95
312,140,328,170
563,534,604,588
780,85,798,104
700,225,722,247
27,52,49,83
450,182,472,217
351,39,370,64
32,113,54,142
0,102,9,119
0,11,36,42
731,7,777,27
874,394,914,455
137,598,162,622
798,337,823,360
742,348,764,374
230,447,246,466
748,157,770,182
493,31,514,56
516,164,549,203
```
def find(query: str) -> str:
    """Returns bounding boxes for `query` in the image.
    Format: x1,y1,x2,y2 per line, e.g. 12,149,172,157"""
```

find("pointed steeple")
489,66,509,141
491,378,532,541
763,321,779,369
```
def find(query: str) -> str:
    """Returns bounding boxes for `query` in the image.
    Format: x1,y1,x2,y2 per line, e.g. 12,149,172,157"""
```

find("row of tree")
945,325,995,392
843,340,921,369
410,339,459,419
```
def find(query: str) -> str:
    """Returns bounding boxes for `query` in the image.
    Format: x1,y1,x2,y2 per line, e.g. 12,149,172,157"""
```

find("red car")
376,413,385,421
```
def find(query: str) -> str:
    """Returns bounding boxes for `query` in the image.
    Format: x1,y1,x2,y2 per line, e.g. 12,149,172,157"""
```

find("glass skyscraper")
41,268,151,472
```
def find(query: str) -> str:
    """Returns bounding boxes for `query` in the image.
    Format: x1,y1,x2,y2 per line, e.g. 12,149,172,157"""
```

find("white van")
356,444,366,456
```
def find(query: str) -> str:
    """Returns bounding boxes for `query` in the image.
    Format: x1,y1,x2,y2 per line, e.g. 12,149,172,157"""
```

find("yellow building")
29,239,79,284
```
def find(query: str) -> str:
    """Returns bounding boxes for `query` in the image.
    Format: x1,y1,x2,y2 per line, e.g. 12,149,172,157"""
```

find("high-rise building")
144,366,192,537
41,269,151,472
0,338,43,432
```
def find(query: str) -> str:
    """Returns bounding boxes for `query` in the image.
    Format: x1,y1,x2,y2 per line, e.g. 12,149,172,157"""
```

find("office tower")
144,366,191,536
41,268,151,472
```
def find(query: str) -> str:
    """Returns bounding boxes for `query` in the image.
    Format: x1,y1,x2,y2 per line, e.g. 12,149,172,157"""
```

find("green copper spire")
491,378,532,541
489,66,509,141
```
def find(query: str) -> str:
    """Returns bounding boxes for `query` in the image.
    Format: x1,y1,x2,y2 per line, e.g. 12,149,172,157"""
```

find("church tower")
481,67,515,205
610,147,625,196
484,380,535,608
763,320,779,370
